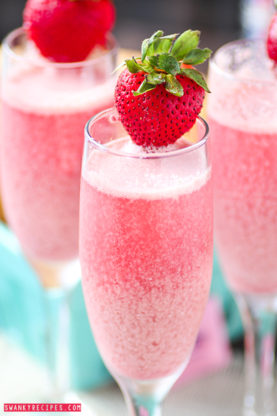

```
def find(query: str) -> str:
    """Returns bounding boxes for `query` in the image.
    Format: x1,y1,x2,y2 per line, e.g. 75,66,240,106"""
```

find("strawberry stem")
124,30,212,96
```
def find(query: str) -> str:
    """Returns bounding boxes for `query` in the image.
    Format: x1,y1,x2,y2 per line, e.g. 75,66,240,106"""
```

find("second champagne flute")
208,33,277,415
1,26,117,397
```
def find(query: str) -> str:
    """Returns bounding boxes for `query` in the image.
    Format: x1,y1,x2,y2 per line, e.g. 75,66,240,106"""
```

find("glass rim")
85,107,209,160
2,27,118,69
209,38,276,86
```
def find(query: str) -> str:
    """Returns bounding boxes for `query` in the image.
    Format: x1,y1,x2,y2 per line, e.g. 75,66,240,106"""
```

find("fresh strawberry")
115,69,205,147
114,30,211,148
267,11,277,63
23,0,115,63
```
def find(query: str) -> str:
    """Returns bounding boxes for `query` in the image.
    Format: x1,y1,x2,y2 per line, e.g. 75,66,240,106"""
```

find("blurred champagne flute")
0,26,117,398
208,35,277,415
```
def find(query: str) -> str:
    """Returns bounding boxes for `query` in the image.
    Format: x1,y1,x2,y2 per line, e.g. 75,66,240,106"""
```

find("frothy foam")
208,40,277,133
3,43,115,114
84,137,210,199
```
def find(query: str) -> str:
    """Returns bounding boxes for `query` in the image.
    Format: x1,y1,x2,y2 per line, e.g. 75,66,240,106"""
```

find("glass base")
236,293,277,416
111,362,188,416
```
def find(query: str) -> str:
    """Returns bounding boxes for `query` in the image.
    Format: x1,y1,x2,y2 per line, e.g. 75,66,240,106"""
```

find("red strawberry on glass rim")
23,0,115,63
267,0,277,63
115,30,211,148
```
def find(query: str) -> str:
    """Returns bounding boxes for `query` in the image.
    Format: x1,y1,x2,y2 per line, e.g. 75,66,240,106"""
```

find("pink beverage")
208,39,277,294
1,28,116,262
80,111,213,380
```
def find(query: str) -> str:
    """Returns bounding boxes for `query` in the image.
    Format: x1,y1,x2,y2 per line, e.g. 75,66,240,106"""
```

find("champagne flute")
80,108,213,415
1,27,117,398
208,38,277,415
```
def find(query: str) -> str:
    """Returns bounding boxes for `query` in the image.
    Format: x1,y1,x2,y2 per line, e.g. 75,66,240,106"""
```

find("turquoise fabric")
0,222,242,390
69,283,112,389
211,251,243,341
0,222,112,390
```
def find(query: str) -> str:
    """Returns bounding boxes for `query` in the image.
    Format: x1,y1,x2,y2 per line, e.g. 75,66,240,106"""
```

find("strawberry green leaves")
183,48,212,65
181,68,210,93
146,72,166,85
147,72,183,97
148,54,180,75
171,30,200,60
125,58,141,73
165,75,184,97
123,29,212,97
124,58,152,74
133,80,157,96
141,30,177,61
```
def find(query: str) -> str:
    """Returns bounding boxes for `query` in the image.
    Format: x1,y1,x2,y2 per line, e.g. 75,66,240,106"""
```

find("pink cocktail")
0,27,117,396
209,39,277,295
1,28,116,266
208,39,277,415
80,108,213,413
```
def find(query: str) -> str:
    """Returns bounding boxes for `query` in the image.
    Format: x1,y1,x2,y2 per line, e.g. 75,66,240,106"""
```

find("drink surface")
1,52,114,262
80,136,212,380
209,39,277,294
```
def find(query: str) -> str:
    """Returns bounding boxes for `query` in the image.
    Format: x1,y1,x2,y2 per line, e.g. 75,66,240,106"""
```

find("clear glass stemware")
208,38,277,416
79,108,213,415
0,28,117,399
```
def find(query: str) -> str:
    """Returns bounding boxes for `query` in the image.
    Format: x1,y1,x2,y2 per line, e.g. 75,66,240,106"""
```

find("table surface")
0,334,245,416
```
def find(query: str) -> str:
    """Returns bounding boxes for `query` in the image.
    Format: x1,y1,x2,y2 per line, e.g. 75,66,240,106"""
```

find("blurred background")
0,0,274,51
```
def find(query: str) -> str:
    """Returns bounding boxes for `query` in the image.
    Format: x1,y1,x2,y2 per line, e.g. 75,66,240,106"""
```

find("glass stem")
115,367,184,416
43,288,70,399
121,386,162,416
236,294,277,416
